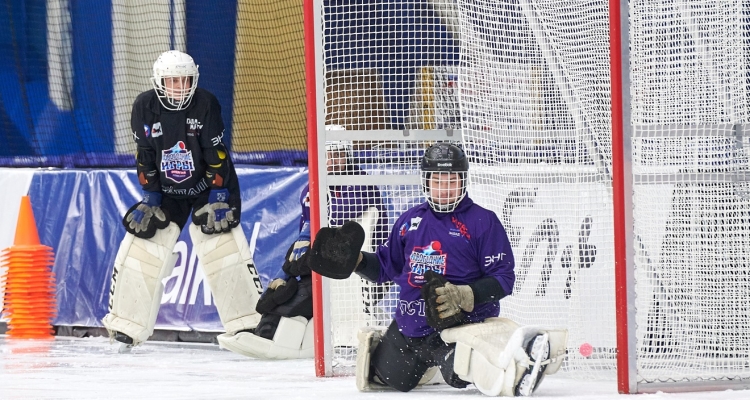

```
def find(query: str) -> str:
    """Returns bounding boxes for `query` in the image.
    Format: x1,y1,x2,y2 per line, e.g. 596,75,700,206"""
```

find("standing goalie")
102,50,263,354
308,142,568,396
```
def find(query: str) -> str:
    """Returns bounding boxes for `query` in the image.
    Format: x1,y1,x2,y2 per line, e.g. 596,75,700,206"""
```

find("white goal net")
309,0,750,391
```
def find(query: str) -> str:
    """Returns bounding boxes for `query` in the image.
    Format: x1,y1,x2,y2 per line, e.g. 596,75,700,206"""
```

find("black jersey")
130,88,239,198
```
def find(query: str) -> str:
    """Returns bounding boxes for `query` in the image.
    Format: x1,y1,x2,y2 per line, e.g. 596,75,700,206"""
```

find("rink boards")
0,166,307,332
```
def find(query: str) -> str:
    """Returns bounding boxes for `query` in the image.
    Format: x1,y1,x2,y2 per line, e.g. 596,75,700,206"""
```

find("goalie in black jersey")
102,50,263,354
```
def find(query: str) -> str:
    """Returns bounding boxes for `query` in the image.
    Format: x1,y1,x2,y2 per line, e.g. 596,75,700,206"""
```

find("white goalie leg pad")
440,317,568,397
216,316,313,359
190,225,263,334
356,327,386,391
101,223,180,346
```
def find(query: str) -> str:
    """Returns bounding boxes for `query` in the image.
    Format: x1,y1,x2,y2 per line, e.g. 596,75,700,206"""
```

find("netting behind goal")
311,0,615,379
629,0,750,387
310,0,750,390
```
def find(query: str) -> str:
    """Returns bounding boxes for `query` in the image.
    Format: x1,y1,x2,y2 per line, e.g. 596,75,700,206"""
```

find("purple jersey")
374,196,515,338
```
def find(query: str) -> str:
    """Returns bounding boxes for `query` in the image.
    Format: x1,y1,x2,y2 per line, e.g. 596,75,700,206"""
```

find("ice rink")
1,336,747,399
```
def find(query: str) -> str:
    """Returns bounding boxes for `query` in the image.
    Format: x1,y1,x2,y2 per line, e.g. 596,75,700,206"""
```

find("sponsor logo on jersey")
211,129,224,146
484,252,506,267
451,216,470,239
409,216,422,231
161,141,195,183
143,124,151,137
407,241,447,287
186,118,202,136
152,122,163,137
161,179,209,196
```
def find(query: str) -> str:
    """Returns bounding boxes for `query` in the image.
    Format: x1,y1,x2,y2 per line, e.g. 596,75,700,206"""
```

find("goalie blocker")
307,220,365,279
355,318,567,397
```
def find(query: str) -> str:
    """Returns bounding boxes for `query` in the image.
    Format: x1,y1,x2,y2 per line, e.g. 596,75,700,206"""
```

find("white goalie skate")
515,333,550,396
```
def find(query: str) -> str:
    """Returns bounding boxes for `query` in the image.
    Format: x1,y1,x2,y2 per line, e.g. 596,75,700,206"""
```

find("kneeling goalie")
216,220,314,359
308,143,567,396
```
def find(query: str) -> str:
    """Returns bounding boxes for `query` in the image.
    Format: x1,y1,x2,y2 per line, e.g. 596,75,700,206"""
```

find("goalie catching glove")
193,188,239,234
123,190,170,239
421,271,474,330
308,220,365,279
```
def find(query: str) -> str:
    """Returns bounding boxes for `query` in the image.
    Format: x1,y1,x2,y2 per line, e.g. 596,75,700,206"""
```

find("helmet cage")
150,51,200,111
421,171,468,213
325,140,353,174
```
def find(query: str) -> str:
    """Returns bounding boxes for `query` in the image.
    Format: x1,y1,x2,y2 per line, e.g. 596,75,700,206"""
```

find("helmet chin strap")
434,203,452,212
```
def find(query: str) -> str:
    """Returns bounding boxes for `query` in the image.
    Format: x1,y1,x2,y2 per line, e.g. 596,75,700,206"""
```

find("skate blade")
118,343,134,354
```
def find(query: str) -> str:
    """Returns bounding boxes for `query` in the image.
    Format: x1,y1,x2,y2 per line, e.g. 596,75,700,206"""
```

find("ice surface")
1,336,747,399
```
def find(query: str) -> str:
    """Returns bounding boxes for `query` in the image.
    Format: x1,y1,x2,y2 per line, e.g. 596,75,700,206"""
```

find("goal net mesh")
316,0,750,384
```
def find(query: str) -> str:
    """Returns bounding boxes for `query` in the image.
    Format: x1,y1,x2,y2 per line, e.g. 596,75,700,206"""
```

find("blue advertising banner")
28,166,308,331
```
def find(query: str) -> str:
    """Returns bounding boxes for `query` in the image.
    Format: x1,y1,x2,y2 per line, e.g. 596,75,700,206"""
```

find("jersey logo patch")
407,241,447,287
399,222,408,237
161,141,195,183
211,130,224,146
143,124,151,137
152,122,162,137
408,217,422,231
186,118,202,136
451,216,470,239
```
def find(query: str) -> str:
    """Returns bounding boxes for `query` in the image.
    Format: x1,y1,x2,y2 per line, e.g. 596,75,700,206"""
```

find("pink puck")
579,343,593,357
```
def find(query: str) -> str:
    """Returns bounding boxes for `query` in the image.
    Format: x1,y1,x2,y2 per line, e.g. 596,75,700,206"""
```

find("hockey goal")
304,0,750,393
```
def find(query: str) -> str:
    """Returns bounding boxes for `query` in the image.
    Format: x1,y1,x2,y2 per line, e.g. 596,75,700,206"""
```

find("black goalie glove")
123,191,170,239
255,277,299,314
308,221,365,279
421,270,466,330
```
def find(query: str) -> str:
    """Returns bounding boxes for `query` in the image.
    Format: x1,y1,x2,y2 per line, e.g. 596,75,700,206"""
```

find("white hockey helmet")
150,50,200,111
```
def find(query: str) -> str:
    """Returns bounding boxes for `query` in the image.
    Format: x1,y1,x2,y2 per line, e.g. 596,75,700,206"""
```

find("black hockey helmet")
420,142,469,172
420,142,469,213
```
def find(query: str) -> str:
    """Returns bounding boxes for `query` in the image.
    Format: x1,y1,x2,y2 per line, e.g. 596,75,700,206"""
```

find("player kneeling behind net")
101,50,263,354
217,220,314,359
308,143,567,396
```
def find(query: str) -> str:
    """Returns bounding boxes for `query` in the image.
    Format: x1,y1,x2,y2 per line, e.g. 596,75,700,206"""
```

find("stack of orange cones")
1,196,56,339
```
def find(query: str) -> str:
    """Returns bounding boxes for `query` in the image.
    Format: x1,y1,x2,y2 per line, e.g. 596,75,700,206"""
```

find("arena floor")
1,335,747,399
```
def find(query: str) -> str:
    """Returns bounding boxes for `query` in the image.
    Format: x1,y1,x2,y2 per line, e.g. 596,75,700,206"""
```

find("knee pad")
216,316,313,359
190,225,263,334
101,223,180,346
355,327,442,392
440,318,568,397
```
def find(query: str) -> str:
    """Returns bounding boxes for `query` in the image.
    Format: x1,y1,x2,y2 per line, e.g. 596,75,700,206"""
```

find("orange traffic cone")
1,195,56,339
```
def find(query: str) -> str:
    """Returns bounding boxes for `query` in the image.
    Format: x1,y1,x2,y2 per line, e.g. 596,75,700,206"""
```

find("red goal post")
304,0,750,394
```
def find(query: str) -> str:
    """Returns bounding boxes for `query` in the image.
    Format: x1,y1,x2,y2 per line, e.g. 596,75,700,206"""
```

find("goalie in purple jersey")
308,143,568,396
